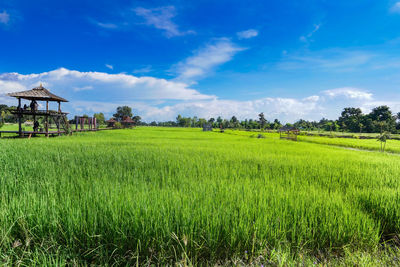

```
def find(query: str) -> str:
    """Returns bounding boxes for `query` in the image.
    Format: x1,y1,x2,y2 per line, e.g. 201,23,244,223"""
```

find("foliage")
0,110,5,128
258,112,267,130
113,122,122,129
377,131,390,152
113,106,133,122
338,107,363,132
93,112,105,125
132,115,141,124
257,133,265,138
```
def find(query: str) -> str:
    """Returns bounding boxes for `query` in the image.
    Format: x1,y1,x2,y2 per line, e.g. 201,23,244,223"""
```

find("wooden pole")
18,98,22,137
45,101,49,137
57,102,61,136
33,114,36,137
57,116,60,136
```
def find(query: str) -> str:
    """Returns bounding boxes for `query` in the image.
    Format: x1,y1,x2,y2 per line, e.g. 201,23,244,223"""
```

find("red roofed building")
121,116,135,128
106,118,117,128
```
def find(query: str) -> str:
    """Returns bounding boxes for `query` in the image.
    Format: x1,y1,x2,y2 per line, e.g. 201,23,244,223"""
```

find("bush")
257,134,265,139
114,122,122,129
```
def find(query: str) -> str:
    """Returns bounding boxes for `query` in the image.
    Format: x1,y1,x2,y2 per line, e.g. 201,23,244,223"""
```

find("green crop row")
1,127,400,265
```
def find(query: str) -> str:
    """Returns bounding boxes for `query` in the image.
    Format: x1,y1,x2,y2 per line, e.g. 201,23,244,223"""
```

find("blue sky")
1,0,400,122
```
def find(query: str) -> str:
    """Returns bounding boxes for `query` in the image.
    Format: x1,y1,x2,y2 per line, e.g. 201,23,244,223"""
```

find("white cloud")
133,65,153,74
73,85,93,92
78,94,322,122
134,6,194,37
0,80,26,95
0,68,214,101
391,2,400,13
105,64,113,70
323,87,373,100
0,67,326,122
173,38,245,82
300,24,321,43
237,29,258,39
3,68,398,123
0,10,9,24
96,22,118,29
278,49,374,71
67,95,323,123
360,100,400,114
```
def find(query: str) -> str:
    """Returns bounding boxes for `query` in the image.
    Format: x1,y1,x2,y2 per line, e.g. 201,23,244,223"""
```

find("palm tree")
377,131,390,152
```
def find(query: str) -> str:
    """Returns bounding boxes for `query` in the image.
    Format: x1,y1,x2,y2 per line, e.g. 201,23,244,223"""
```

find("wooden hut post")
58,101,61,113
18,98,22,137
57,116,61,136
45,101,49,137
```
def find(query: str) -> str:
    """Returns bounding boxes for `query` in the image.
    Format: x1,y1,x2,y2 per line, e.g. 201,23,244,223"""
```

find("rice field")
1,127,400,265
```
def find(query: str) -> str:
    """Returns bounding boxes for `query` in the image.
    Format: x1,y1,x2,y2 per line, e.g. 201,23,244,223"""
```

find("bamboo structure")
4,84,70,138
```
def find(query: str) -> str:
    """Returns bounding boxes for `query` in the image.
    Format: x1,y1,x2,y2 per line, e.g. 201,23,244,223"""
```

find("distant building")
203,123,213,131
121,116,135,128
106,118,117,128
278,126,300,141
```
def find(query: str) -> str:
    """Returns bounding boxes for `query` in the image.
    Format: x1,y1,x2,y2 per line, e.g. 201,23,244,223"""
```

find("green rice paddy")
1,127,400,265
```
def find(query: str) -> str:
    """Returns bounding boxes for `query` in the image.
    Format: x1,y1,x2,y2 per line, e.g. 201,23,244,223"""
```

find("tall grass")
0,127,400,264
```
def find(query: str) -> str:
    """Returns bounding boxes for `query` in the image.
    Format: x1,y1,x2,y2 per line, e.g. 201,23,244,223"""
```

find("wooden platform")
10,109,68,116
0,130,65,138
0,128,115,138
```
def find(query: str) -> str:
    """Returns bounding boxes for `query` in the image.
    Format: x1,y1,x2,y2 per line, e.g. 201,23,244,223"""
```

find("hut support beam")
18,98,22,137
45,101,49,137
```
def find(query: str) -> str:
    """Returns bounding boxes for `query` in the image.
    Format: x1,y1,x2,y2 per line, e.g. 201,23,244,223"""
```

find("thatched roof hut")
106,118,117,127
8,84,68,102
121,116,135,128
278,126,299,141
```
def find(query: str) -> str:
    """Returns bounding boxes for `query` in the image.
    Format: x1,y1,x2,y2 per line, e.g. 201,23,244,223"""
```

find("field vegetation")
1,127,400,265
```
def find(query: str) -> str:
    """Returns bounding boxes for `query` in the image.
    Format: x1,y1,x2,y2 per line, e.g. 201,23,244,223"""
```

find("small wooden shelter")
202,123,213,131
5,84,70,137
278,126,300,141
106,118,117,128
121,116,135,128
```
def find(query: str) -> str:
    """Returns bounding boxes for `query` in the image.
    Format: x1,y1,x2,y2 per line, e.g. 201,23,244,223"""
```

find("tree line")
140,105,400,134
2,104,400,133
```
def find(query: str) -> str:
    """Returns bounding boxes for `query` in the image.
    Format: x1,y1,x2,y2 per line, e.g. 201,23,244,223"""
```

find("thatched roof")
106,118,117,123
121,116,134,123
7,84,68,102
278,126,299,132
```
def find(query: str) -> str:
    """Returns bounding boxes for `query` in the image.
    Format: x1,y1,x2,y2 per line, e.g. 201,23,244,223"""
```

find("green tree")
258,112,267,130
272,119,281,130
338,107,363,132
230,116,239,128
0,110,5,129
216,116,223,128
93,113,105,125
113,106,133,122
377,131,390,152
132,116,141,124
368,106,395,133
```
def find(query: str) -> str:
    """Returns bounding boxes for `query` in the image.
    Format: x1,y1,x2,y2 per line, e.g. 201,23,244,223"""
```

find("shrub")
257,133,265,139
114,122,123,129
